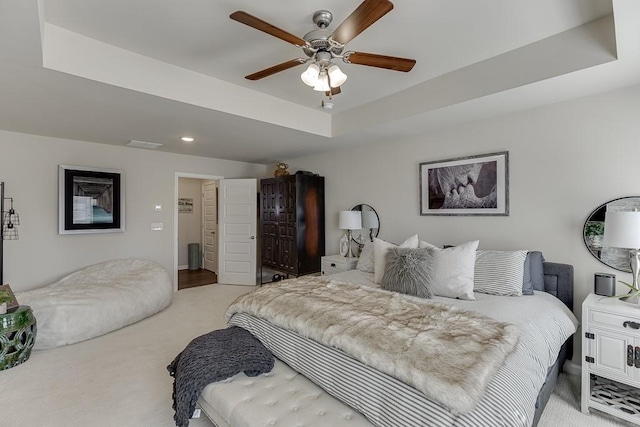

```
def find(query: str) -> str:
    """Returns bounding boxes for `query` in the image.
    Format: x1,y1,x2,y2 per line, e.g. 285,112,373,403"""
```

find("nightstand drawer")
590,309,640,336
322,265,344,276
321,255,358,276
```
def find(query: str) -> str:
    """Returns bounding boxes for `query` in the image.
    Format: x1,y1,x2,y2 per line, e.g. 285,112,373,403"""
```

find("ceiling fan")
230,0,416,96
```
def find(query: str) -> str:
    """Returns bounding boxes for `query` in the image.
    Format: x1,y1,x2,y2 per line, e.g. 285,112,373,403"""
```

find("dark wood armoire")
260,172,325,277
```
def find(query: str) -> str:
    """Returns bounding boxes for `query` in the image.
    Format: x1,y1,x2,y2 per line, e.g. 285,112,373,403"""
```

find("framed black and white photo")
59,165,125,234
420,152,509,216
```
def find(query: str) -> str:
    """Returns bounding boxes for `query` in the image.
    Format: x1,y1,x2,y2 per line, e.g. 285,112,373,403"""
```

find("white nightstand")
321,255,358,276
581,293,640,425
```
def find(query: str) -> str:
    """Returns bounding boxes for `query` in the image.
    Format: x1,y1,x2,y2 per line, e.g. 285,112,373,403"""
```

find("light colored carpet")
539,371,632,427
0,283,629,427
0,283,254,427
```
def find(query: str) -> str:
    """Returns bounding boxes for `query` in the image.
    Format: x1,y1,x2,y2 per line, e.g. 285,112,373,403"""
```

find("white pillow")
419,240,437,249
373,235,419,284
474,250,528,296
422,240,479,300
356,242,375,273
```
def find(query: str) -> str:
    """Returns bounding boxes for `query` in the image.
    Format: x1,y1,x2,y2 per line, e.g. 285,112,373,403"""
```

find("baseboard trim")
564,360,581,376
178,265,189,270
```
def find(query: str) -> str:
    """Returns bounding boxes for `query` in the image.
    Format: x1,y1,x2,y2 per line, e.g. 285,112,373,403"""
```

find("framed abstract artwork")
419,151,509,216
58,165,125,234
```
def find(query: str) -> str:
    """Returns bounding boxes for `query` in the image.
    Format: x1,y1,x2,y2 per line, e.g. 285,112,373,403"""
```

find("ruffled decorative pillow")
381,247,433,299
373,234,419,284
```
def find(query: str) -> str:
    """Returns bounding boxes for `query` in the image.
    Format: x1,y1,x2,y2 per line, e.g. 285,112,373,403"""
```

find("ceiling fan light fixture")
301,63,320,87
313,71,330,92
327,65,347,88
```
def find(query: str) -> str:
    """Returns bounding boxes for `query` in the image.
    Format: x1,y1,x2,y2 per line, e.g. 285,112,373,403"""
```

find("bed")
195,244,577,427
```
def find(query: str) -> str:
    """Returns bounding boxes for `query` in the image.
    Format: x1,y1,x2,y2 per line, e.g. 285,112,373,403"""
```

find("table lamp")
603,210,640,291
339,211,361,258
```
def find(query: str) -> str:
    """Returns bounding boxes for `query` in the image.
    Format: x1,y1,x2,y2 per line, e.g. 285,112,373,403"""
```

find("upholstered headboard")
542,262,574,310
542,261,574,360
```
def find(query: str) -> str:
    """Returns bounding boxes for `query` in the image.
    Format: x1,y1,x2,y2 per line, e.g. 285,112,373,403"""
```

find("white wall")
286,84,640,361
177,178,204,268
0,130,267,292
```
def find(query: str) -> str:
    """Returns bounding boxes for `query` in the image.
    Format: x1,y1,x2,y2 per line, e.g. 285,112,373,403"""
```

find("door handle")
250,236,255,240
210,232,215,235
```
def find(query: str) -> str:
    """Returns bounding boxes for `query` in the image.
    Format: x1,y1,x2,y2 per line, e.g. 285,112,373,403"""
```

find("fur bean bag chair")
17,259,173,350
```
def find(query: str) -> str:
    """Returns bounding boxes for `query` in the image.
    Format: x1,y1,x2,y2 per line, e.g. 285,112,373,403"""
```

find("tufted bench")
16,258,173,350
197,359,373,427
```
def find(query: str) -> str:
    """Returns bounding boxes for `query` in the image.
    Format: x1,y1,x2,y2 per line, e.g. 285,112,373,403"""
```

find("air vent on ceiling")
126,140,162,149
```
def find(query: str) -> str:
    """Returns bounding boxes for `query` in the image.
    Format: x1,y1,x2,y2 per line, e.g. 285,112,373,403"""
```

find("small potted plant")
605,281,640,305
0,289,12,314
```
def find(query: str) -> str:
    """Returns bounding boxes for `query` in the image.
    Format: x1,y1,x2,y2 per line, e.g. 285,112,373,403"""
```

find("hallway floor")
178,268,217,290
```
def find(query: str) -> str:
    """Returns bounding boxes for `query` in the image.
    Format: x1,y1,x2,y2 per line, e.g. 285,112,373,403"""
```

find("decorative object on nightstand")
339,234,348,256
338,211,361,258
321,255,358,276
0,304,37,370
604,210,640,293
581,293,640,424
1,182,21,285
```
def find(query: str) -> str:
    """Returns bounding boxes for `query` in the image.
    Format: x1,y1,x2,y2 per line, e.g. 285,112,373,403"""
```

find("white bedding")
201,269,578,427
201,270,578,427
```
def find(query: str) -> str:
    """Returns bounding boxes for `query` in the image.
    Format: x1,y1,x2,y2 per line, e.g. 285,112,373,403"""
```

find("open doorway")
175,173,223,290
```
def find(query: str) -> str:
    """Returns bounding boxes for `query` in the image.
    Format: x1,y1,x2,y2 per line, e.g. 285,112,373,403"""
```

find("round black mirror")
584,196,640,272
351,204,380,245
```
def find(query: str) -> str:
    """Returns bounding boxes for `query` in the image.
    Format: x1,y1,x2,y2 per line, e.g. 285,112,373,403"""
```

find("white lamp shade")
603,211,640,249
361,210,379,229
313,72,330,92
339,211,362,230
327,64,347,87
301,63,320,87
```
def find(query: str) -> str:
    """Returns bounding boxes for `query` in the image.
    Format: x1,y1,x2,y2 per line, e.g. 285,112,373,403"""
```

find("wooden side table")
0,305,37,370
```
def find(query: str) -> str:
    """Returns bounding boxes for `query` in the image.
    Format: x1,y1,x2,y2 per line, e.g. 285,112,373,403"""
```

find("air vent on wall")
126,140,163,149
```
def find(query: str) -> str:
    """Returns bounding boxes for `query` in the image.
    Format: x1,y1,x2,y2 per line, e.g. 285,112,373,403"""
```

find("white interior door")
217,179,257,285
202,181,218,273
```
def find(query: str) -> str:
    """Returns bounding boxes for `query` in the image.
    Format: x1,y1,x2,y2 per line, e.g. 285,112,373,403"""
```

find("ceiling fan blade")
230,11,307,47
325,86,342,96
245,59,305,81
345,52,416,72
330,0,394,46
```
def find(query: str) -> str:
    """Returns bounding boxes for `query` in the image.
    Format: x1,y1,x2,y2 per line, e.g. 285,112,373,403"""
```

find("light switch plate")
154,205,162,212
151,222,163,231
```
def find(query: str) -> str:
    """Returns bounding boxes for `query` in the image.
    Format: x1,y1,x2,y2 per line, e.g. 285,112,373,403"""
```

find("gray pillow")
381,247,433,299
522,253,534,295
529,251,545,291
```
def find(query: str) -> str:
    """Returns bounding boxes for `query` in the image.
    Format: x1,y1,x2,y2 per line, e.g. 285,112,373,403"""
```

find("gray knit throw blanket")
167,326,274,427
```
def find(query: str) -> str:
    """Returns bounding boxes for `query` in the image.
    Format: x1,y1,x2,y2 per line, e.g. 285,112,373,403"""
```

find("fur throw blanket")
226,277,520,414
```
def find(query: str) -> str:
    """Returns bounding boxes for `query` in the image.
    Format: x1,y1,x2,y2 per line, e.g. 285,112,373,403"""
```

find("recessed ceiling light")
181,136,195,142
